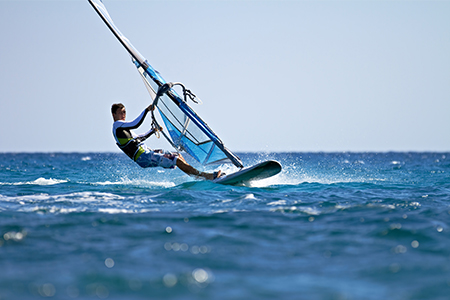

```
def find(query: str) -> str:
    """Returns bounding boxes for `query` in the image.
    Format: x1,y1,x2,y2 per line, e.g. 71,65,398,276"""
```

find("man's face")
113,107,126,121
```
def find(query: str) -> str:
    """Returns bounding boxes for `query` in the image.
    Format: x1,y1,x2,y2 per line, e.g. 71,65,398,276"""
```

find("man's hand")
147,104,155,111
151,124,163,132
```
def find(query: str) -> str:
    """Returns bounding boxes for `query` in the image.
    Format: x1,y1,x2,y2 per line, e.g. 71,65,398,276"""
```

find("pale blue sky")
1,0,449,153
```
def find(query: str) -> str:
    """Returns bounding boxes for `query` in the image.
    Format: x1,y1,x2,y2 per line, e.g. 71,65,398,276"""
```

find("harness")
116,138,141,161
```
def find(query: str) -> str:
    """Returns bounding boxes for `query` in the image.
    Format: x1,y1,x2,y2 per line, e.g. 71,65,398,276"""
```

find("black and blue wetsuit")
112,108,178,169
112,108,153,161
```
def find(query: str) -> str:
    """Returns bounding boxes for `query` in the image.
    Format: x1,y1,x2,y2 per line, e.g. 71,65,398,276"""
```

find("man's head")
112,103,126,121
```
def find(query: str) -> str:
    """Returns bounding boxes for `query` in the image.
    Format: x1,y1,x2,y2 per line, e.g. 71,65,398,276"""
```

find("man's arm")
135,122,163,143
135,128,155,142
117,107,151,130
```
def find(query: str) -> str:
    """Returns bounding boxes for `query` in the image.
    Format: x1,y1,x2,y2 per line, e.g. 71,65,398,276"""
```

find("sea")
0,152,449,300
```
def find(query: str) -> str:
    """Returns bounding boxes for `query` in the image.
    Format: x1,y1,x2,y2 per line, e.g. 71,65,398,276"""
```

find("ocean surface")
1,152,449,300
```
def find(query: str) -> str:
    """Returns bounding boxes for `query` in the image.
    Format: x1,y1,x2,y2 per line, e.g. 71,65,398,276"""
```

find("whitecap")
244,194,256,200
0,192,125,205
267,200,287,206
367,203,396,210
57,191,126,203
268,205,321,215
1,191,160,214
98,208,160,214
98,208,133,214
248,173,286,187
31,178,67,186
30,206,88,214
299,206,321,215
93,179,175,188
0,178,67,186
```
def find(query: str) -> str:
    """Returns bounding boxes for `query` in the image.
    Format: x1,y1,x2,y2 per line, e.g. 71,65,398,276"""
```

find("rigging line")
150,107,179,152
157,98,204,145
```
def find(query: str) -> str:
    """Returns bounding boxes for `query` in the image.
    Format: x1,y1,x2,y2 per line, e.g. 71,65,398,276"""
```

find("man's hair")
111,103,125,115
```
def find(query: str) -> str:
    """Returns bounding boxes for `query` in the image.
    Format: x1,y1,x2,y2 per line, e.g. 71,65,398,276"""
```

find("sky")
1,0,449,153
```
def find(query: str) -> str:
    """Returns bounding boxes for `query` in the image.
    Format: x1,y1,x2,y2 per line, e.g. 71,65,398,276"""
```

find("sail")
89,0,243,168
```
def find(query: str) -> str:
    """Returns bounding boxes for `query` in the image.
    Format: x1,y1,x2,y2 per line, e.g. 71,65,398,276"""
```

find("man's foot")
212,170,225,180
202,170,224,181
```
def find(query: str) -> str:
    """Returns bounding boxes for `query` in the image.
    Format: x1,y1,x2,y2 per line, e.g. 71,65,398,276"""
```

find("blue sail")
89,0,243,168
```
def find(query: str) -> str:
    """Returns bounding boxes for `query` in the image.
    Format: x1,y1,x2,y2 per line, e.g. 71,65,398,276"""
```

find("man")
112,103,222,180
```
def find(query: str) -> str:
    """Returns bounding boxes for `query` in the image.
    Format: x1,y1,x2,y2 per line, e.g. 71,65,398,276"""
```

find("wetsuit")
112,108,178,168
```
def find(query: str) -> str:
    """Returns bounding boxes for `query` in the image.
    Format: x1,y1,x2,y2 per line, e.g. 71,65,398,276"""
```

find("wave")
0,191,161,214
0,177,68,186
0,191,124,203
0,177,176,188
91,178,176,188
247,171,377,188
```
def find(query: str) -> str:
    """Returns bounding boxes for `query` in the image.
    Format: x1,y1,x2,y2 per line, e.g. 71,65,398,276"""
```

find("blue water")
1,152,449,299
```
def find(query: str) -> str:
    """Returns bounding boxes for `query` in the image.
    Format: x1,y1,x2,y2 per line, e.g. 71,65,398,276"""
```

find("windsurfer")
111,103,222,180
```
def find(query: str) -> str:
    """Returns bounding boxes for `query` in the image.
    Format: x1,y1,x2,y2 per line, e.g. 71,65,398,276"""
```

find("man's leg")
175,155,221,180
